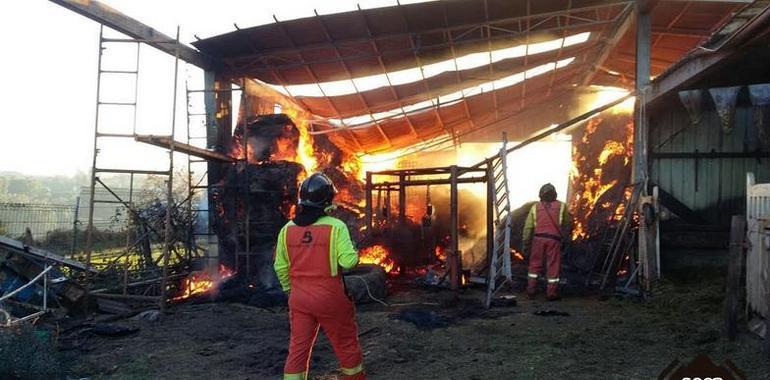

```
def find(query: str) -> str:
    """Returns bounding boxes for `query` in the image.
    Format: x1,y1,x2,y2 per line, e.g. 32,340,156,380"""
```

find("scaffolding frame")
83,25,188,312
365,165,490,290
183,82,239,269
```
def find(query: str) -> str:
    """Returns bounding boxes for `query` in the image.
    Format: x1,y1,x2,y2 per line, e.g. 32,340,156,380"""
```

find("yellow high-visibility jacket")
273,216,358,292
522,201,570,243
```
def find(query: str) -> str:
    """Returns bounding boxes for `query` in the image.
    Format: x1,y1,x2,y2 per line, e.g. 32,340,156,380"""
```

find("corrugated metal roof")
194,0,746,153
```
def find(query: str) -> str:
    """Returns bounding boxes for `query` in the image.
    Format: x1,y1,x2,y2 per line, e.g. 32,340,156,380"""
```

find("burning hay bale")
213,160,303,285
231,114,300,163
563,111,635,287
208,111,370,298
568,113,634,242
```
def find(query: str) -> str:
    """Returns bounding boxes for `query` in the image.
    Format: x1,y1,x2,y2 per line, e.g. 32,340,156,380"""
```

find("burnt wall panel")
650,97,770,227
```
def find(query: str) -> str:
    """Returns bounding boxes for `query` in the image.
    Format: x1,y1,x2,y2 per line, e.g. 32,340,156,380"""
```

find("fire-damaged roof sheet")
193,0,747,153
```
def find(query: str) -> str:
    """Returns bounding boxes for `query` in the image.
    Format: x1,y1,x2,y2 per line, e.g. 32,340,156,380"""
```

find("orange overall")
274,216,365,380
523,201,568,299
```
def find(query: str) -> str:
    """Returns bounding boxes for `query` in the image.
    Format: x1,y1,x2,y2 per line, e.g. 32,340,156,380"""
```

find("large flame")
359,244,398,274
569,109,634,241
435,245,447,262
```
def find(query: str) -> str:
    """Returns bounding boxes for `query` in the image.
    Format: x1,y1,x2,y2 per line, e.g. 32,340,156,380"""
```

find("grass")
72,245,184,271
0,326,68,380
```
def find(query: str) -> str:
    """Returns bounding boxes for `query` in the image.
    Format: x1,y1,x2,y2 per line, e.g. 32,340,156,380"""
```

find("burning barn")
55,0,767,304
21,0,770,377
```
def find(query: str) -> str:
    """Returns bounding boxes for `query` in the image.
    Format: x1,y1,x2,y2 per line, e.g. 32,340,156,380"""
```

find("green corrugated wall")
650,97,770,226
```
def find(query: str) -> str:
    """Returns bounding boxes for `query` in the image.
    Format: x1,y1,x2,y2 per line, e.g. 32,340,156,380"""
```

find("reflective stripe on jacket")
273,216,358,292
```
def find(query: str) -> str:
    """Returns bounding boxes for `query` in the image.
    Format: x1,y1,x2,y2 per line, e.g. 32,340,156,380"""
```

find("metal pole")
242,79,251,278
43,267,48,311
485,159,494,280
159,27,181,312
84,25,105,311
633,6,651,185
385,188,391,223
186,81,194,262
634,5,656,289
398,174,406,224
71,196,80,257
365,172,373,231
132,41,141,135
124,173,134,295
449,165,459,291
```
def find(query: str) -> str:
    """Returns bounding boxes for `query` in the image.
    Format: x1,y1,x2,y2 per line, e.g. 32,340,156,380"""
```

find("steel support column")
634,6,658,290
398,174,407,224
365,172,373,231
634,6,651,185
449,165,460,290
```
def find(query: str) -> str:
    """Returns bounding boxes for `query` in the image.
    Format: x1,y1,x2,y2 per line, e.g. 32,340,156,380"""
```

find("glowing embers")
359,244,399,274
274,32,590,98
327,57,576,128
173,265,235,301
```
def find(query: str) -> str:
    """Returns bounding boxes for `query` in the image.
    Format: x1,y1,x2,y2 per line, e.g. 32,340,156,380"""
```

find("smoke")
427,186,488,270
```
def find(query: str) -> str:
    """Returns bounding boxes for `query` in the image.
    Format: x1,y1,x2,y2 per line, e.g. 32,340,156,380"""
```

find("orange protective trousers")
284,277,365,380
527,236,561,298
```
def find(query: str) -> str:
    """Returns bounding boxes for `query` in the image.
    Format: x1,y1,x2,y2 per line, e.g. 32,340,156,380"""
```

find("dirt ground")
70,273,770,380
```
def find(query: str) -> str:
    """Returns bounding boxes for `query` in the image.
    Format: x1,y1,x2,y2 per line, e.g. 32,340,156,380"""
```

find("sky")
0,0,441,176
0,0,575,204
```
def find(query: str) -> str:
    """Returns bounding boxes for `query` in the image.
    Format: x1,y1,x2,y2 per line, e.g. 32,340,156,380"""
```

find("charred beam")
655,185,708,225
371,176,488,188
582,3,634,85
449,165,460,291
371,166,486,176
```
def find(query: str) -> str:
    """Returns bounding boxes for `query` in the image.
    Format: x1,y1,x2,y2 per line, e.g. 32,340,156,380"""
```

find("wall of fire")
650,86,770,228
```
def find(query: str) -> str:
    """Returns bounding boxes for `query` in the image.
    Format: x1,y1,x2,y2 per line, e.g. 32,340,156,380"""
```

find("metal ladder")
183,81,239,266
485,134,513,308
184,83,212,263
83,25,181,311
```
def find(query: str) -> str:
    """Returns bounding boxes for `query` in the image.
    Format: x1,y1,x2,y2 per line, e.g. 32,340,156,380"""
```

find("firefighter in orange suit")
522,183,571,300
274,173,365,380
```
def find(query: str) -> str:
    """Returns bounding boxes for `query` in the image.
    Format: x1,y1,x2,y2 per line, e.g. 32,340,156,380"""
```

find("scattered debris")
97,298,132,315
534,310,571,317
490,295,517,308
357,326,381,338
748,318,766,339
131,310,161,322
90,324,139,337
393,308,449,330
343,265,387,305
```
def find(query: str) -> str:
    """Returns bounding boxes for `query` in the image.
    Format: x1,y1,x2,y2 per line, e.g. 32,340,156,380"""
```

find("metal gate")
746,172,770,318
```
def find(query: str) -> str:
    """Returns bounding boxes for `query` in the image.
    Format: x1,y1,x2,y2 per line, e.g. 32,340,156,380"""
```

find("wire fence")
0,190,136,256
0,202,78,255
